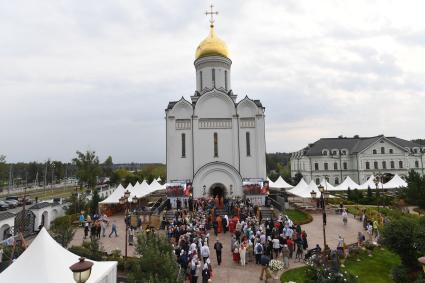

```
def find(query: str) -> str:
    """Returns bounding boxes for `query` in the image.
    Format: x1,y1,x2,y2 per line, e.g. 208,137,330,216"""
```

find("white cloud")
1,0,425,162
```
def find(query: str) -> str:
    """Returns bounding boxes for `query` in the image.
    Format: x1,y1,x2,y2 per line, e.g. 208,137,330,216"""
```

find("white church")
165,13,267,200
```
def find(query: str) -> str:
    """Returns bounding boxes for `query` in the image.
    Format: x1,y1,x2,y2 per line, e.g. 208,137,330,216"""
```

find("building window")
381,147,385,154
399,161,403,168
366,162,370,170
343,162,347,170
315,178,320,185
324,163,328,170
390,161,395,169
314,163,319,171
200,71,203,90
374,161,378,169
389,149,393,154
341,150,347,155
225,70,228,90
334,162,338,170
213,132,218,157
181,133,186,157
382,161,386,169
212,68,215,87
415,160,420,168
335,177,339,185
373,149,377,154
246,132,251,156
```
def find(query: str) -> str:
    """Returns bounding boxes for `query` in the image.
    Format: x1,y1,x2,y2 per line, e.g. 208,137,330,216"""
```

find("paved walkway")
69,212,364,282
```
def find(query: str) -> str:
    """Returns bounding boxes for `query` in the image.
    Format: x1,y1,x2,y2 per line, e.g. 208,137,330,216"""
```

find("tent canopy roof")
0,228,116,283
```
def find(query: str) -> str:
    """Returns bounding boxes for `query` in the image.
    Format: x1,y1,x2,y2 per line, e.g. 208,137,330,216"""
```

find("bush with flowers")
269,259,284,272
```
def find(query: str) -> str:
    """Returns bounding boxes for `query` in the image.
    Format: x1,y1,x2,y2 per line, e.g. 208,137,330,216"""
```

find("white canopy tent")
290,179,308,192
0,228,117,283
334,176,360,191
149,179,165,193
383,174,408,189
99,184,126,204
359,175,383,190
270,176,293,189
289,181,323,198
266,177,275,187
319,179,336,191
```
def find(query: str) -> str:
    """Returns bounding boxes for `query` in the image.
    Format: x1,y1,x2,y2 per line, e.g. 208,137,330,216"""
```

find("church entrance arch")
210,183,226,199
192,162,243,199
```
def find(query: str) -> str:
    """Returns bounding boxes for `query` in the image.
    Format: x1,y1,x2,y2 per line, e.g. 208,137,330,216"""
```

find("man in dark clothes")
259,254,271,281
214,238,223,265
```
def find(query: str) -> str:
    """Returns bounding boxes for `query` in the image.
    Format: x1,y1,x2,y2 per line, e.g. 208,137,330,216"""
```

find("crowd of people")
164,197,316,282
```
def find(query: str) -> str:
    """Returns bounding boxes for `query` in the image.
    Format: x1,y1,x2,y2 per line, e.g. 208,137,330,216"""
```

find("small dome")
195,25,229,60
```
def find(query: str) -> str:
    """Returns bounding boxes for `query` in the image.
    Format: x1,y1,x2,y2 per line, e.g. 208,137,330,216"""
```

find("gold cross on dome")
205,4,219,26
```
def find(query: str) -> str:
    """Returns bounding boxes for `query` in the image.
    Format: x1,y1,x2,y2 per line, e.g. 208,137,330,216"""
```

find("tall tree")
405,170,425,209
102,156,114,177
73,150,101,189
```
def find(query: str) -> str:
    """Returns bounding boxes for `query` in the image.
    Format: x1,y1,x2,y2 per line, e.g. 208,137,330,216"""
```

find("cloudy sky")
1,0,425,163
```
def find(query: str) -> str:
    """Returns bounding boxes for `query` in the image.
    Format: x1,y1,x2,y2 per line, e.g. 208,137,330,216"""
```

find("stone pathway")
69,211,364,282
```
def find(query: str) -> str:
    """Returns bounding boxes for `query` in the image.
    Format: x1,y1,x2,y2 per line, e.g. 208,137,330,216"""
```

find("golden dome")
195,25,229,60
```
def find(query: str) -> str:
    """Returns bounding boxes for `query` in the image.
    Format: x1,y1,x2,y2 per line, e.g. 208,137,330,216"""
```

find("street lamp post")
69,257,93,283
374,173,382,212
311,184,328,249
119,190,132,260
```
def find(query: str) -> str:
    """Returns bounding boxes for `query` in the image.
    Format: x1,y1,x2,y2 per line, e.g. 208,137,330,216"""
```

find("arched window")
415,160,420,168
246,132,251,156
373,149,377,154
390,161,395,169
366,162,370,170
335,177,339,185
181,133,186,158
200,71,203,90
381,147,385,154
212,68,216,87
334,162,338,170
213,132,218,157
399,161,403,169
225,70,228,90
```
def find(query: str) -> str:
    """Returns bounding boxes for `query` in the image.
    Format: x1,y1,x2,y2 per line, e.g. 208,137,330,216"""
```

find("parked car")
6,196,19,201
18,198,33,206
0,201,9,211
5,199,18,208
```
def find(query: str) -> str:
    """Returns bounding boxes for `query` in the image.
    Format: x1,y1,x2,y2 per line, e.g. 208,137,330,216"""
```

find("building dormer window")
332,150,338,156
322,149,329,156
373,149,377,154
389,149,393,154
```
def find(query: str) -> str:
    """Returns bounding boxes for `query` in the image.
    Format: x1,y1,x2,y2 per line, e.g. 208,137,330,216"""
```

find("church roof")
302,135,422,156
195,24,229,60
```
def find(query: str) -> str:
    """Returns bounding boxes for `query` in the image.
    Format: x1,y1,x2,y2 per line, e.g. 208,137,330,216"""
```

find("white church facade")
165,18,267,200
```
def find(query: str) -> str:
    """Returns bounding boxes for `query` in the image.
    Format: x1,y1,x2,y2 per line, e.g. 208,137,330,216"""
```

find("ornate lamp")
310,190,317,199
124,190,131,199
419,256,425,272
318,184,324,193
132,195,138,204
119,196,125,205
69,257,93,283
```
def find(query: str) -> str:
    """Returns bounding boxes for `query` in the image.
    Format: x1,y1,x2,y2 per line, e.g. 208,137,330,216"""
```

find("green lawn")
286,209,313,225
281,248,400,283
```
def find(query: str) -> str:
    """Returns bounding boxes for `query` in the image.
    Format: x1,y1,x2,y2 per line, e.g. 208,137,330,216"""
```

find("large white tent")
149,179,165,193
266,177,275,187
270,176,293,189
289,181,322,198
359,175,383,190
319,179,336,191
334,176,360,191
0,228,117,283
291,178,308,192
383,174,408,189
99,184,126,204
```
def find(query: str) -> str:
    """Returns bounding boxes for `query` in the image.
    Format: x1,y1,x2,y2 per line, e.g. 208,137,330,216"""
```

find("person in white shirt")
201,242,210,263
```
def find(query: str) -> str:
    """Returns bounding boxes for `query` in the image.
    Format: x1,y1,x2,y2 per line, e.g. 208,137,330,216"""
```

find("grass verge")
286,209,313,225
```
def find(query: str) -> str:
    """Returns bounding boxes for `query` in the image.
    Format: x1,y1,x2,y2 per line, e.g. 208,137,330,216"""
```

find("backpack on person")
256,244,263,254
